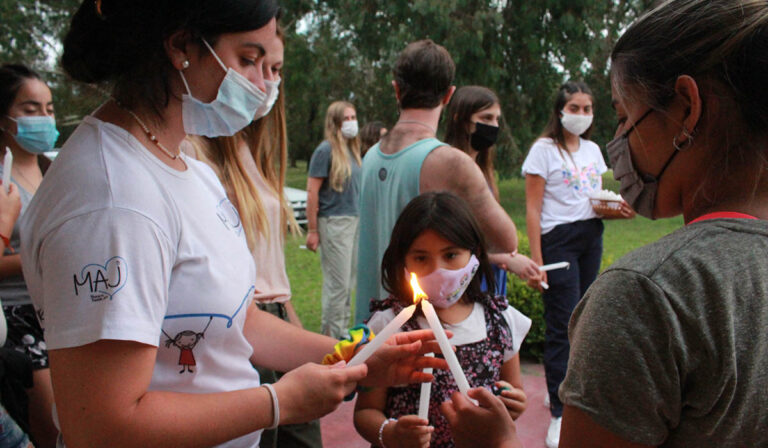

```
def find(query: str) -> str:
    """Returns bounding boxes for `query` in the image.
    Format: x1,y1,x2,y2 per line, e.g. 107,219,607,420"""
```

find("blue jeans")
541,218,603,417
0,403,29,448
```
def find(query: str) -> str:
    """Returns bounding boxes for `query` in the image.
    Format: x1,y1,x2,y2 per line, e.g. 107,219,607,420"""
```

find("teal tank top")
354,137,445,324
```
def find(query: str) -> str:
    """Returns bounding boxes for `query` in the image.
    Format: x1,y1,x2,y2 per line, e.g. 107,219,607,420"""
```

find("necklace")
12,166,39,193
114,101,180,160
396,120,437,134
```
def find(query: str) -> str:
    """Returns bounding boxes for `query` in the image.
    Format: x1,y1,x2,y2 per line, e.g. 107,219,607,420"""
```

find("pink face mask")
409,255,480,309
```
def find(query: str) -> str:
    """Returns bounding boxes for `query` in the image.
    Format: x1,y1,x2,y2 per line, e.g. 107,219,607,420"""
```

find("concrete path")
319,361,550,447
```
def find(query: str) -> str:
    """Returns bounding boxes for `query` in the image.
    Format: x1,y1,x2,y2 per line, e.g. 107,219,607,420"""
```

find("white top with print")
20,116,262,448
521,137,607,234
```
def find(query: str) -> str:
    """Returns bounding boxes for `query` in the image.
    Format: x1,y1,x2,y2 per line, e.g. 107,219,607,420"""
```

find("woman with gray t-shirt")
306,100,361,339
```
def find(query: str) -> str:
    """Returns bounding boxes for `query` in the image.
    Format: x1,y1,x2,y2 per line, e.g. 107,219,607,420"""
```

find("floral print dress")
369,294,514,447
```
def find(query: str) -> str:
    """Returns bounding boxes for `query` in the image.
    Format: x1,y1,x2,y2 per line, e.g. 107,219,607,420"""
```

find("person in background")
355,40,539,325
19,2,445,446
0,64,58,448
306,101,362,339
560,0,768,446
360,120,387,157
444,85,542,298
184,24,323,448
0,178,33,448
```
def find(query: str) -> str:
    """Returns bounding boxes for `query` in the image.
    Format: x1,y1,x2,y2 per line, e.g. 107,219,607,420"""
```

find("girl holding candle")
354,192,531,448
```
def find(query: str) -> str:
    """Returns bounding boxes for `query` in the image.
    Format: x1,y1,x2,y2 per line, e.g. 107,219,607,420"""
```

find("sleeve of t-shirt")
591,141,608,174
502,305,532,361
560,269,684,446
308,141,331,179
35,208,175,350
521,139,551,178
367,309,396,335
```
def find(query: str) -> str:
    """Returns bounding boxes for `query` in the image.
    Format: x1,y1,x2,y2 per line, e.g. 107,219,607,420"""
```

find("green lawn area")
284,161,684,333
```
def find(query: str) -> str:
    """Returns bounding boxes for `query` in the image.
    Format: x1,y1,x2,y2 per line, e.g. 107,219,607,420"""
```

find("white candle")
417,352,434,420
540,281,550,290
539,261,570,272
3,148,12,193
420,299,471,397
347,304,416,367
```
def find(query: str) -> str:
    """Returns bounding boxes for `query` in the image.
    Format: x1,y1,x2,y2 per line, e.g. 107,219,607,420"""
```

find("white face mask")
341,120,359,139
560,112,593,136
254,77,281,120
179,39,267,137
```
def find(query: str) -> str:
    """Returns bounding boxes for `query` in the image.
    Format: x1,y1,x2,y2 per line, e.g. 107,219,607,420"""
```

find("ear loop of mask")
178,38,230,97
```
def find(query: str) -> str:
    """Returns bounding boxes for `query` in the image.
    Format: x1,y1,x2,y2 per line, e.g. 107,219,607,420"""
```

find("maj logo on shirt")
216,198,243,236
73,256,128,302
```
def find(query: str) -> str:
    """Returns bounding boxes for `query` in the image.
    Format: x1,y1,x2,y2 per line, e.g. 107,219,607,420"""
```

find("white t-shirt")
521,137,607,234
20,116,262,448
368,302,531,361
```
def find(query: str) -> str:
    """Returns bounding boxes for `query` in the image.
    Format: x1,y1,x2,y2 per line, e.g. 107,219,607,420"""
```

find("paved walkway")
320,361,550,447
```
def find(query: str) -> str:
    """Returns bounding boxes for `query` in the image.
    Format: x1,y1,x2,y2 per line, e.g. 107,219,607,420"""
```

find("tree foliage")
2,0,656,170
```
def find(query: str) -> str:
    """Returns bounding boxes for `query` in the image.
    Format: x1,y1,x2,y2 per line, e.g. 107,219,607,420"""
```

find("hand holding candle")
417,352,434,420
346,304,416,367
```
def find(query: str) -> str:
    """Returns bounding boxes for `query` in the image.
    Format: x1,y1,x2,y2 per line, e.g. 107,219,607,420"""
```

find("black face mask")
470,122,499,151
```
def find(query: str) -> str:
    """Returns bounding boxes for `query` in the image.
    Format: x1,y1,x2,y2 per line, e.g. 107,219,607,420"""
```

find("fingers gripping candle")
410,273,472,399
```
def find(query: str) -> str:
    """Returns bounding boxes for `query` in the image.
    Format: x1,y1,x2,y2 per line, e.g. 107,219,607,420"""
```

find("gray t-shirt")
0,165,33,306
561,218,768,446
308,140,361,217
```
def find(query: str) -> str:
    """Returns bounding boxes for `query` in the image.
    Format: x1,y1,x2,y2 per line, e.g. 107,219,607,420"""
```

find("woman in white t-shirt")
18,2,445,447
521,81,632,448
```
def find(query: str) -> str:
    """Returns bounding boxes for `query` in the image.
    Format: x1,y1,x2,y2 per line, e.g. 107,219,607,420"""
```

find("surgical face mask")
5,115,59,153
560,112,593,136
470,122,499,151
413,255,480,309
254,77,281,120
341,120,359,139
179,39,267,137
606,108,680,219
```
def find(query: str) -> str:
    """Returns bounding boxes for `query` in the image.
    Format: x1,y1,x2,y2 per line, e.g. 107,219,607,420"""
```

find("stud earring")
181,60,190,70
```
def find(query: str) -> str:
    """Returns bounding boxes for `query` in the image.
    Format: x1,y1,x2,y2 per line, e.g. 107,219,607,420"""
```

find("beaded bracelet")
378,418,396,447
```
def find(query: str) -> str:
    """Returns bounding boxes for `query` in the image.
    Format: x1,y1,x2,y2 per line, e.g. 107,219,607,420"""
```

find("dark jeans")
255,302,323,448
540,218,603,417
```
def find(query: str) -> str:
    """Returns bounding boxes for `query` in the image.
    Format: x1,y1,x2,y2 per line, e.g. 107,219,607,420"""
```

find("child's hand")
274,361,367,425
495,380,527,420
0,182,21,238
384,415,432,448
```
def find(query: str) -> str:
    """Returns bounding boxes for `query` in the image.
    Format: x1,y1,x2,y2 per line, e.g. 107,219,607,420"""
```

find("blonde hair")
185,135,270,251
324,101,361,192
242,86,302,237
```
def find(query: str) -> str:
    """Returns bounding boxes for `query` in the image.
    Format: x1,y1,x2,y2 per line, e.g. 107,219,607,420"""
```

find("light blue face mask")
179,39,267,137
6,115,59,153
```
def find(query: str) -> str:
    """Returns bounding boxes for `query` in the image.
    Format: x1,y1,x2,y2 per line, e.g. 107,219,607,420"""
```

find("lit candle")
539,261,570,272
417,353,434,420
347,303,416,367
3,148,12,194
410,274,472,399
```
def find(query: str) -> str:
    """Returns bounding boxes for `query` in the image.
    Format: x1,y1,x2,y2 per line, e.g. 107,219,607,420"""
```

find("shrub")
506,232,545,361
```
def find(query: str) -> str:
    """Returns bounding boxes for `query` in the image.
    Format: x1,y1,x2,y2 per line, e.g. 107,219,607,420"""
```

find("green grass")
285,166,684,334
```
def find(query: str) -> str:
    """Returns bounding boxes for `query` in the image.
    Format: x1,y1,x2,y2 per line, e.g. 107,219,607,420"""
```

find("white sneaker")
545,416,562,448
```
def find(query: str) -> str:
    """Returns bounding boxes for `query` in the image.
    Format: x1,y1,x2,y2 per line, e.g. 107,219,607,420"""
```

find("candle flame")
410,273,428,304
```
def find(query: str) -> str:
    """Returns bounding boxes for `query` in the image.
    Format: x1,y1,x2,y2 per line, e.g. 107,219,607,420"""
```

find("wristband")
261,383,280,430
378,418,396,447
322,324,375,365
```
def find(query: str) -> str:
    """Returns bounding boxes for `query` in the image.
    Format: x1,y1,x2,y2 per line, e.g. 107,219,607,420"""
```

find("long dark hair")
62,0,279,118
539,81,594,162
444,86,500,201
381,192,495,304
